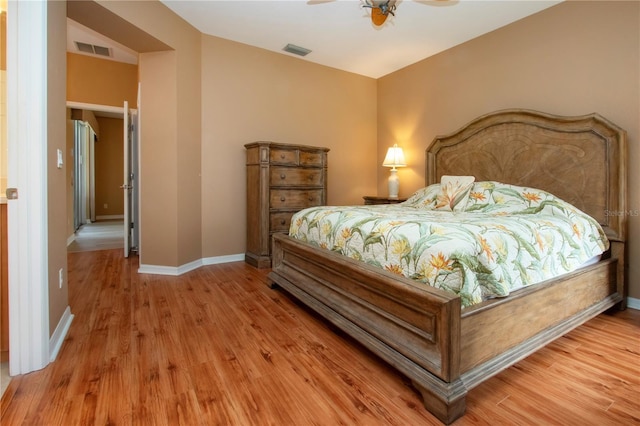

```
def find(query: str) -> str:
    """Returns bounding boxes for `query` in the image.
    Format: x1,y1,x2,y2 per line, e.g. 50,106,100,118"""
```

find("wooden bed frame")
267,109,627,424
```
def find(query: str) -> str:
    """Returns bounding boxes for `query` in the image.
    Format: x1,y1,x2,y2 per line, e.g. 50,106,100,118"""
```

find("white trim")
96,214,125,220
627,297,640,311
203,254,245,265
137,264,185,276
66,234,76,247
49,307,74,362
66,101,137,117
123,101,130,258
137,253,245,276
138,259,202,276
89,127,96,222
135,82,142,256
7,0,50,376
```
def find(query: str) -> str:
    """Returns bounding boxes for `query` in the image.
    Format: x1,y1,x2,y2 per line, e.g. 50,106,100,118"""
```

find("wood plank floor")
1,249,639,425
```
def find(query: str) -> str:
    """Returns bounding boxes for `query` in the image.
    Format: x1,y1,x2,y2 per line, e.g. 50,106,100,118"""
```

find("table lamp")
382,143,406,198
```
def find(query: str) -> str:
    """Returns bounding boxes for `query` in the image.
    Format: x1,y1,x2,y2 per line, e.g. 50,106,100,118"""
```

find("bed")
267,109,627,424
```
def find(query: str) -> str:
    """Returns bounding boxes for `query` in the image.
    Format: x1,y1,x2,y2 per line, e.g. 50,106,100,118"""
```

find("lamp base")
388,169,399,199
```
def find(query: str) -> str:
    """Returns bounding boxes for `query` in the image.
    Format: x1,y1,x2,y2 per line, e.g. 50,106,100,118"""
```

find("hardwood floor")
1,249,639,425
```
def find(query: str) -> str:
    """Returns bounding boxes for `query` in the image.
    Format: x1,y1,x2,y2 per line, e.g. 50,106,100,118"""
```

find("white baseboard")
137,264,182,276
66,234,75,247
49,306,74,362
138,259,201,276
627,297,640,310
138,253,244,276
202,253,245,266
96,214,124,220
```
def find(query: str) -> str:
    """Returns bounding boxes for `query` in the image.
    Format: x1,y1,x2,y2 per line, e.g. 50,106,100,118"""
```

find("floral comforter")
288,181,609,308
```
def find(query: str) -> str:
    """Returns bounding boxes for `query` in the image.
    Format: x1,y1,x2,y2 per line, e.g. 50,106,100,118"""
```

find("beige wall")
96,0,203,267
200,35,377,257
47,0,68,335
377,1,640,299
95,117,124,217
67,52,138,107
138,50,179,265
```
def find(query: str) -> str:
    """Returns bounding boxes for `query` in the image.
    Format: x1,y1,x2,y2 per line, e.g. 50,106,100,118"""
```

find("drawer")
270,212,293,232
299,151,324,166
270,189,323,209
270,167,323,186
270,148,297,165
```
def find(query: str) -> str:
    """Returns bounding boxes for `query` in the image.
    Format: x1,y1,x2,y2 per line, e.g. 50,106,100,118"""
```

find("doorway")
66,102,139,257
6,0,155,379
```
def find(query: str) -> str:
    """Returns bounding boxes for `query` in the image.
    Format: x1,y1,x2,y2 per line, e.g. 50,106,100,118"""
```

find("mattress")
288,181,609,308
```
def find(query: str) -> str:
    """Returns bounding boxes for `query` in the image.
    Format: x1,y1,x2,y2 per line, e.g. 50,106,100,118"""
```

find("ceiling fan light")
371,8,388,26
363,0,397,26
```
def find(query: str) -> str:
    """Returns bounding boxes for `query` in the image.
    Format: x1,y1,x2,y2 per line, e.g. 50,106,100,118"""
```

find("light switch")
57,149,63,169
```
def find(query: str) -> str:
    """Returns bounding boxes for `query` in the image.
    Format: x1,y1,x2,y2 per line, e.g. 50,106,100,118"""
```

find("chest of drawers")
245,142,329,268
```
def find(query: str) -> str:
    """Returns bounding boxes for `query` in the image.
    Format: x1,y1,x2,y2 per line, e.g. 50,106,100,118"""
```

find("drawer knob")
280,173,286,180
280,196,285,202
308,196,314,202
280,219,286,225
280,154,285,159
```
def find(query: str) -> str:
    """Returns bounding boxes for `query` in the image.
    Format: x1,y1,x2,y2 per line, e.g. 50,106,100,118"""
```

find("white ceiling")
67,0,562,79
160,0,561,79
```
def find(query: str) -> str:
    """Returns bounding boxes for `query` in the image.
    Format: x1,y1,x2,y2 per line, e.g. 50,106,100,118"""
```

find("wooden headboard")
426,109,627,243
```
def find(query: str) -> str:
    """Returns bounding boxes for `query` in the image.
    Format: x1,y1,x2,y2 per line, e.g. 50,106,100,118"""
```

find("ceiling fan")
361,0,397,26
310,0,450,28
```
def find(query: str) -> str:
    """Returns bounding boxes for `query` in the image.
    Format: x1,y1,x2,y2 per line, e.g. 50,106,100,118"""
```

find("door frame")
66,101,139,257
7,0,50,375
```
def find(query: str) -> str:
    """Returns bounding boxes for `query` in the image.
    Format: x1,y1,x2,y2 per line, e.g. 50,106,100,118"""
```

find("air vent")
283,43,311,57
75,41,112,58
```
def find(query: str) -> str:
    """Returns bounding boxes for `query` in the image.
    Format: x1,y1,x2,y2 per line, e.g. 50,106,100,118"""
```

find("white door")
131,83,141,253
122,101,131,258
130,109,140,252
122,101,140,257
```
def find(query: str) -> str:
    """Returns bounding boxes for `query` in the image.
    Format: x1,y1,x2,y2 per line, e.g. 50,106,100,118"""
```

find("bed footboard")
268,233,466,424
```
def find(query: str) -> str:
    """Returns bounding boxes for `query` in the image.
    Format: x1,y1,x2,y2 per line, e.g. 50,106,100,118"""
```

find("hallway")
67,220,124,253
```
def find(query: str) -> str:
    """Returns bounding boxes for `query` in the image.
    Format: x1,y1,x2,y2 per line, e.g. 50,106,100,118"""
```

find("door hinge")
5,188,18,200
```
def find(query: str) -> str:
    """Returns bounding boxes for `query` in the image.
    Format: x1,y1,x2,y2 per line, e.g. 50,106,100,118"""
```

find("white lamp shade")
382,144,406,168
